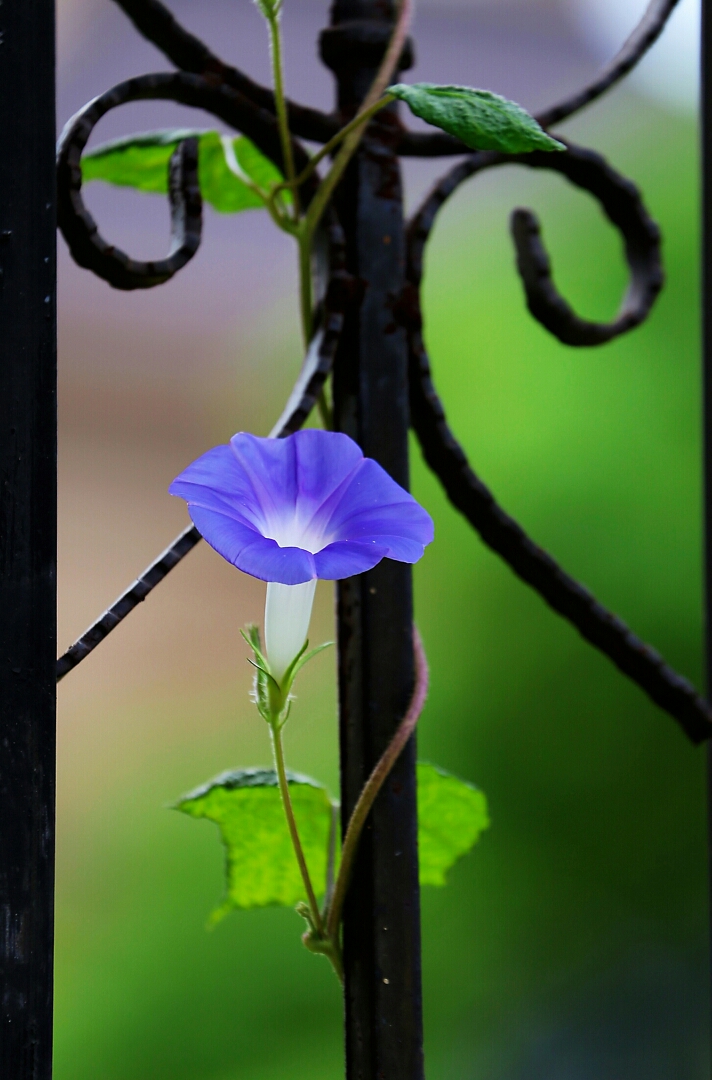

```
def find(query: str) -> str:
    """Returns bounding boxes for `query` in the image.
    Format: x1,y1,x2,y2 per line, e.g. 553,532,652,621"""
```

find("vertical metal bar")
703,2,712,1075
322,4,424,1078
0,1,57,1077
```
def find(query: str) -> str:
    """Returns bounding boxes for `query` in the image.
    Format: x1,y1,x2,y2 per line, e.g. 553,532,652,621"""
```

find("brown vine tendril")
324,627,428,943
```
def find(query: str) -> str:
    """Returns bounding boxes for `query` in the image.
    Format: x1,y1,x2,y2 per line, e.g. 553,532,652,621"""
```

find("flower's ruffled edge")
170,430,434,584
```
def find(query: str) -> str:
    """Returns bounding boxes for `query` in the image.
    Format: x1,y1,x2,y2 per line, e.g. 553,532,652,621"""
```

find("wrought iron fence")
1,0,710,1076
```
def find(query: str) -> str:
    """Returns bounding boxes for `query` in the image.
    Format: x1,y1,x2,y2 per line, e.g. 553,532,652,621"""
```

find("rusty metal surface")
0,1,57,1076
52,0,707,1075
55,0,709,730
325,4,424,1073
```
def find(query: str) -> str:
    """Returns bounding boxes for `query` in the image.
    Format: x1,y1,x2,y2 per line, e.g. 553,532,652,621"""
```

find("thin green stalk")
264,187,295,234
266,11,300,220
325,627,428,940
273,96,392,199
270,722,323,935
265,8,333,424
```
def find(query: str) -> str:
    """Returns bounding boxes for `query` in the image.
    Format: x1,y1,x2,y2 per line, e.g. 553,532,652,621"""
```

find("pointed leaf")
81,129,288,213
416,762,489,885
388,83,565,154
174,768,333,914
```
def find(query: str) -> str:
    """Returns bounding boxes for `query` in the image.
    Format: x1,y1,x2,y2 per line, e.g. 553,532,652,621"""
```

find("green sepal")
280,639,334,696
387,83,565,154
241,625,278,721
241,628,333,726
278,636,310,692
241,624,268,667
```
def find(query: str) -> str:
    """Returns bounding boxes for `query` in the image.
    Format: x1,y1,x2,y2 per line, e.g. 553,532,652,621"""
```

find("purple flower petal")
321,459,426,533
169,444,267,532
236,540,316,585
188,505,315,584
367,534,427,563
171,430,433,583
331,500,435,546
293,430,364,515
229,433,299,526
313,540,390,579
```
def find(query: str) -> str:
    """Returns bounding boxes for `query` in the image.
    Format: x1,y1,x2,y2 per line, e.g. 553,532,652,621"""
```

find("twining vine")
56,0,711,746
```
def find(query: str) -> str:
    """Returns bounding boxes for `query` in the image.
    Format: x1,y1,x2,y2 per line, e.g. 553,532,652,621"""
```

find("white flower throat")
261,505,334,555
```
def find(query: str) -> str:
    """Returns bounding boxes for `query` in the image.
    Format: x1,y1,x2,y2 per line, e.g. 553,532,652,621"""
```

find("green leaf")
81,129,288,213
416,762,489,886
81,128,205,193
174,762,488,921
174,768,333,919
387,83,565,154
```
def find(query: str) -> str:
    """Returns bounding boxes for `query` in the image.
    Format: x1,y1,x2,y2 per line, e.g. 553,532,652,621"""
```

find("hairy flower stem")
269,722,324,935
265,11,300,221
325,626,428,941
264,2,410,429
289,0,411,428
267,628,427,981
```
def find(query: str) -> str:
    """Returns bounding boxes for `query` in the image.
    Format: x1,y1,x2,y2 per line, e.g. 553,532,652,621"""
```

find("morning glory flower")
170,429,433,684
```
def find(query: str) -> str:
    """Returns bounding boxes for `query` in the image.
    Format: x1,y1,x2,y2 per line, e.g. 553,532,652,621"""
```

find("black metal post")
702,2,712,1075
322,3,424,1078
0,1,57,1077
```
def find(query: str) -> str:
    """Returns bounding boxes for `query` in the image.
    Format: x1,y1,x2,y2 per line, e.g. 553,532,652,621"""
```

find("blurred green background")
53,6,709,1074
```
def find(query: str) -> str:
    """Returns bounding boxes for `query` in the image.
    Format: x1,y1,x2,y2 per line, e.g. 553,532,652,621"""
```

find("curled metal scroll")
56,212,348,681
57,0,712,744
510,142,663,346
57,71,314,290
58,132,202,291
537,0,682,129
108,0,681,158
400,0,683,156
408,142,663,348
111,0,339,145
403,149,711,743
405,327,712,744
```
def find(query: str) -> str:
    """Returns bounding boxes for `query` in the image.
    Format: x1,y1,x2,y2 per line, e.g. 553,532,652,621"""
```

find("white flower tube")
264,579,318,684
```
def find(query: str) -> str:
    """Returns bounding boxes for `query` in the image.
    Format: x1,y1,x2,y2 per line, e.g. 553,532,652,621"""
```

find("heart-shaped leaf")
416,762,489,886
388,83,565,154
81,129,288,213
175,768,334,921
174,762,488,920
